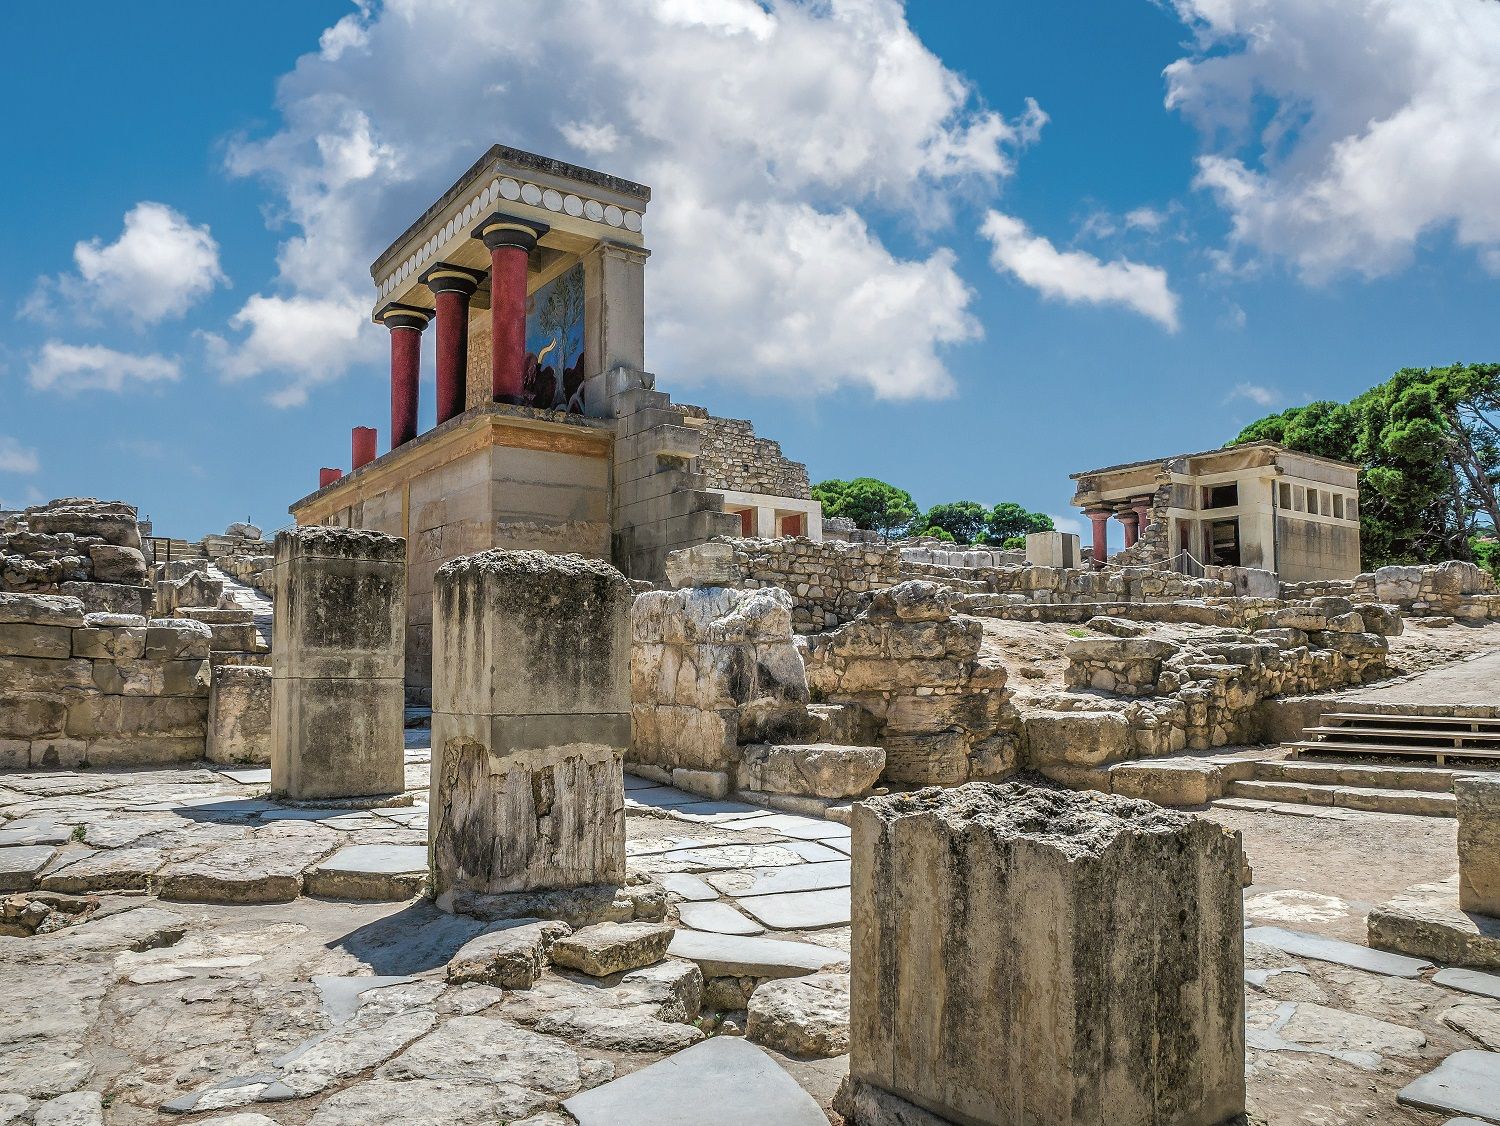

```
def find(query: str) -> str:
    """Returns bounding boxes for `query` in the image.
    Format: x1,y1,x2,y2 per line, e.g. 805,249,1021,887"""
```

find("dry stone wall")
677,405,811,499
1,498,153,616
801,582,1020,787
0,592,212,769
1284,560,1500,622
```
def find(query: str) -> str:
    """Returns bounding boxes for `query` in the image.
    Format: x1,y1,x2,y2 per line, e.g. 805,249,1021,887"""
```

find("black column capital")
374,301,433,331
469,212,550,253
419,262,487,297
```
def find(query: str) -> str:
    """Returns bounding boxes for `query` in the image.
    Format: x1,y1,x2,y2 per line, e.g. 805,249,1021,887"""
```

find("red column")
1133,497,1153,538
1119,509,1140,549
471,214,548,405
319,467,343,488
1086,509,1111,570
352,426,377,470
376,305,430,450
420,264,484,424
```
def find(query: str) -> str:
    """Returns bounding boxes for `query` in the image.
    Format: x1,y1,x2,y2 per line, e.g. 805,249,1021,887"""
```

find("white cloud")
1166,0,1500,280
23,203,227,326
1124,206,1167,232
201,293,378,408
980,211,1181,331
0,437,39,475
215,0,1043,403
1227,382,1281,407
1048,513,1084,537
28,341,181,394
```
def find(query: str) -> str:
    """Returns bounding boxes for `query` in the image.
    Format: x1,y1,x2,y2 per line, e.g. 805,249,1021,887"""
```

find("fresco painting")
523,262,587,413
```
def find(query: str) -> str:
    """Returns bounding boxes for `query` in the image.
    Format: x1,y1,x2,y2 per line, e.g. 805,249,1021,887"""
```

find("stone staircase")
1222,708,1500,817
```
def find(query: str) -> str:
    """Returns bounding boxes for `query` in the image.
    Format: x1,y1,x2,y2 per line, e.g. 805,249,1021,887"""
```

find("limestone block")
737,744,885,799
145,619,213,660
272,677,405,798
0,693,68,739
665,541,744,589
1025,711,1133,768
1357,603,1404,637
0,655,95,695
848,784,1245,1126
59,581,153,617
551,921,673,977
0,593,85,628
71,623,146,660
272,527,407,681
66,695,207,738
92,658,210,697
0,623,72,659
880,731,970,787
88,544,148,585
1457,775,1500,918
208,665,273,764
431,551,632,907
446,919,573,989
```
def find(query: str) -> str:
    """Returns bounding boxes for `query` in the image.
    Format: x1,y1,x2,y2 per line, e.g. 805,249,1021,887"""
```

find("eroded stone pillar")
471,213,549,405
838,783,1245,1126
430,550,631,914
376,303,431,449
271,527,407,800
1457,775,1500,917
421,262,485,424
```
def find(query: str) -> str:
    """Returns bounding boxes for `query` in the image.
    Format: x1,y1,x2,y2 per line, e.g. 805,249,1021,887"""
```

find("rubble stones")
735,743,884,799
447,920,573,989
550,922,672,977
746,971,850,1057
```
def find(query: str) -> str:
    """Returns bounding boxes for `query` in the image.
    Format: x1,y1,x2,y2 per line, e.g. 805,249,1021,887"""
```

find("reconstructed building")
287,144,819,692
678,406,822,540
1071,441,1362,582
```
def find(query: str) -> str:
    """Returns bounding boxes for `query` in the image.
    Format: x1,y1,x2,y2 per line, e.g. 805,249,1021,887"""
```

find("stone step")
1252,759,1459,793
1226,779,1456,817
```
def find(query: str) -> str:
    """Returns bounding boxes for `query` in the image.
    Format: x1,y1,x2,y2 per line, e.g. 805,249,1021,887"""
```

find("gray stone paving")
1246,926,1435,978
1397,1050,1500,1119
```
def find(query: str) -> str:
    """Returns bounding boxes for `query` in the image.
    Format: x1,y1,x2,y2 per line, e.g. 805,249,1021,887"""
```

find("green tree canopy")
921,500,989,544
1230,363,1500,569
981,502,1054,545
811,477,919,539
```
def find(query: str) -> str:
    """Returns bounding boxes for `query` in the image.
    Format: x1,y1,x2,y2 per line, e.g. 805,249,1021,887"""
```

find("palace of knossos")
5,142,1500,1126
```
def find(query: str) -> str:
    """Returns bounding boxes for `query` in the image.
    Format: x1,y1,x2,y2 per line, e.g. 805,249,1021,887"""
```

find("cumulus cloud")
1165,0,1500,280
1227,382,1280,407
201,293,378,408
0,437,40,476
980,211,1181,331
28,341,181,394
22,203,227,326
214,0,1042,403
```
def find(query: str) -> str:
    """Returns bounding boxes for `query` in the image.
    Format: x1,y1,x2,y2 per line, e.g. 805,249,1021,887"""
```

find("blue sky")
3,1,1498,551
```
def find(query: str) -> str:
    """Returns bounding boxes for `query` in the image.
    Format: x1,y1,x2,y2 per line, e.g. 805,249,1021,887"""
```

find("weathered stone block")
431,551,631,909
145,619,213,661
272,677,405,798
0,695,67,739
71,623,146,659
0,655,95,695
446,919,572,989
0,623,72,659
1025,710,1133,768
66,695,207,738
737,743,885,799
847,784,1245,1126
0,593,86,627
60,581,153,617
88,544,149,585
208,665,273,764
1457,775,1500,918
272,527,407,681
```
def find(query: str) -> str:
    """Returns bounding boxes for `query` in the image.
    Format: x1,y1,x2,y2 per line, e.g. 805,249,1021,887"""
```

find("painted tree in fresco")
538,265,587,410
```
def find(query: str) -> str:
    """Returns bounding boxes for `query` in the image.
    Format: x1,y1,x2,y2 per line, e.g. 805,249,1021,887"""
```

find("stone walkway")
4,742,1500,1122
1341,647,1500,710
209,563,274,650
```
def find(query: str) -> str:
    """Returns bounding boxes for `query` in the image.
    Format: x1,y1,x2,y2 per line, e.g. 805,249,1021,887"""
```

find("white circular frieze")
623,210,642,232
603,204,623,226
500,177,521,201
563,194,584,217
520,182,542,205
584,199,604,221
542,188,563,211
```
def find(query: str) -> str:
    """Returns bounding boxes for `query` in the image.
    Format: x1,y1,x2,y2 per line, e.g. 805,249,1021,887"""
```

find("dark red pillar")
1133,497,1154,539
1119,509,1140,549
375,304,431,450
319,467,343,488
1086,508,1111,570
471,213,549,405
420,263,485,424
352,426,377,470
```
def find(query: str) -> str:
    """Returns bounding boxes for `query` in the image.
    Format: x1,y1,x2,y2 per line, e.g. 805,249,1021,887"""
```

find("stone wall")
0,592,212,769
1030,597,1397,771
1,498,154,615
1283,560,1500,622
677,405,811,500
801,582,1019,786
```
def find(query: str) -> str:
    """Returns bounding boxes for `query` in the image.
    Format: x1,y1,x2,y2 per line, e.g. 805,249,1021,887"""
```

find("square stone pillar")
271,527,407,800
839,783,1245,1126
430,550,631,912
1457,774,1500,917
582,241,648,418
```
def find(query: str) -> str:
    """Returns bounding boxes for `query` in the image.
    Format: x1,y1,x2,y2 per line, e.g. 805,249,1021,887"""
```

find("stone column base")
833,1078,957,1126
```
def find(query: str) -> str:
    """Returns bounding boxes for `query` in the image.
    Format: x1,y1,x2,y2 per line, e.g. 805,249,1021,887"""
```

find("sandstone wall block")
1457,775,1500,918
208,665,273,764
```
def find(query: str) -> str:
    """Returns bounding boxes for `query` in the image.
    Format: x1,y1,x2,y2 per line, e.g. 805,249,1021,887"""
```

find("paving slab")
667,930,847,979
562,1035,825,1126
658,873,719,902
677,901,763,936
783,840,847,862
1435,967,1500,1001
0,820,70,847
625,788,704,810
632,843,808,874
215,767,272,785
0,845,58,891
1368,878,1500,971
737,887,851,930
1245,926,1434,978
304,845,428,901
623,774,657,791
719,813,851,841
707,860,852,899
668,800,768,820
1397,1050,1500,1119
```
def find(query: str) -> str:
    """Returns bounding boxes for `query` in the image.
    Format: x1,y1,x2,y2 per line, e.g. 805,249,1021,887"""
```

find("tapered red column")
471,213,549,405
319,467,343,488
1086,508,1111,570
1133,496,1154,539
420,263,485,424
375,304,431,450
1117,507,1140,548
352,426,377,470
